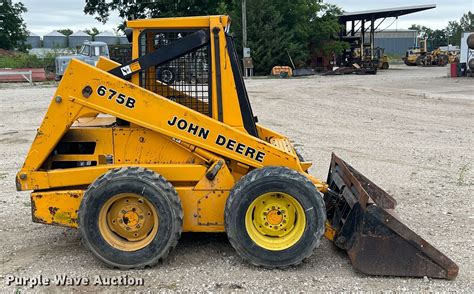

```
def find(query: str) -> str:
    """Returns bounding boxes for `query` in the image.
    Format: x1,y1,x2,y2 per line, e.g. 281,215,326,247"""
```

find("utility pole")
241,0,253,77
242,0,247,58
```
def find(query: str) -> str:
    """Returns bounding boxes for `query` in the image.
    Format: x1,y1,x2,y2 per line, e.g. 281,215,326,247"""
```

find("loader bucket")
324,153,458,279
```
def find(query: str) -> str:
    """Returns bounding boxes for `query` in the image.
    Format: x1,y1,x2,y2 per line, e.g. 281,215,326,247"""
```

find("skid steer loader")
16,16,458,279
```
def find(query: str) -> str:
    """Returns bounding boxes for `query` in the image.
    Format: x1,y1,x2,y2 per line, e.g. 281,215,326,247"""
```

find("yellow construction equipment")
354,46,389,71
403,38,449,66
16,16,458,278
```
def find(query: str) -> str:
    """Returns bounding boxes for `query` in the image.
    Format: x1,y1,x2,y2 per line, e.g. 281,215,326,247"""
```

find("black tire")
382,62,389,70
157,67,176,84
79,167,183,269
416,55,424,66
437,54,448,66
225,166,326,268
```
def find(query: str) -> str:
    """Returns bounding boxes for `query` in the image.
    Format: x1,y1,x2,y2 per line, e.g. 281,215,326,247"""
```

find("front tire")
225,166,326,268
79,167,183,269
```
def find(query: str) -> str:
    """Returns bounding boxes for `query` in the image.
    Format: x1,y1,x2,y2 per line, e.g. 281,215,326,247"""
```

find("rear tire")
416,55,424,66
79,167,183,269
225,166,326,268
437,54,448,66
157,67,176,84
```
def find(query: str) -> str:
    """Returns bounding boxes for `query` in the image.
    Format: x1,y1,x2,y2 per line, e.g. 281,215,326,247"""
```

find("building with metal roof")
338,4,436,66
43,31,67,48
358,30,418,56
94,31,118,45
26,32,41,49
68,31,92,49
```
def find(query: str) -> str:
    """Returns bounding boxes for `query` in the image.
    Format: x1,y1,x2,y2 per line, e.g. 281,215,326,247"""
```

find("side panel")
19,164,207,191
31,190,83,228
31,188,228,232
112,128,204,165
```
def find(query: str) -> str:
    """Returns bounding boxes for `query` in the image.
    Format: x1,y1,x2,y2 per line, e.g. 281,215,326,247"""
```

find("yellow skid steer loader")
16,16,458,279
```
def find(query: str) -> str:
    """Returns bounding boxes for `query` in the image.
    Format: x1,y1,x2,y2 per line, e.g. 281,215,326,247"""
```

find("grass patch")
0,52,58,69
457,164,470,186
386,54,405,65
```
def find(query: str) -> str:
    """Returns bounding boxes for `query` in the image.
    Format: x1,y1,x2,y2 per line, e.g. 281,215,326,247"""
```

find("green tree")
82,0,345,74
411,11,473,47
459,11,473,30
57,29,73,37
84,27,101,38
231,1,346,74
84,0,232,29
0,1,29,51
448,11,473,45
231,0,294,75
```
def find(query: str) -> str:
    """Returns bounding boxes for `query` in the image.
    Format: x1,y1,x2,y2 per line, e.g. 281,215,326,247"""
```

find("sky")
19,0,473,36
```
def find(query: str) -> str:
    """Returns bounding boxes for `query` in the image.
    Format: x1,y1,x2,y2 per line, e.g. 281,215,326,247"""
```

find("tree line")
409,11,473,50
84,0,346,74
2,1,473,74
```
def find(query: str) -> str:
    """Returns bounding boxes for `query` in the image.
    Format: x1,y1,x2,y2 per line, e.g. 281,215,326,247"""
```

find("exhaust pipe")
324,153,458,279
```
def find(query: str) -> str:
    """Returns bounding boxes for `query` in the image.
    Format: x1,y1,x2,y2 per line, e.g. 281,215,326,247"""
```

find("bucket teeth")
324,153,459,279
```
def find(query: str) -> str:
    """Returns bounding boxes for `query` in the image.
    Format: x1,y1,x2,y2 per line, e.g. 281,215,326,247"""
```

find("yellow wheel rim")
98,193,159,252
245,192,306,251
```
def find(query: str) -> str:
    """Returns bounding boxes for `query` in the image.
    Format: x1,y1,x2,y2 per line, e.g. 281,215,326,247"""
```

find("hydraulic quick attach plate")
324,153,459,279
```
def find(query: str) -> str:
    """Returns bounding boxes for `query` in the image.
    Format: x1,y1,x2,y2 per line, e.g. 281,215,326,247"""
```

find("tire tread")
79,167,183,269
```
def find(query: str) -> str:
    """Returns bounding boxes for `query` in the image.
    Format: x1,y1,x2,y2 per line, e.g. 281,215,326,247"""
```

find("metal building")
365,30,418,56
118,35,130,45
26,32,41,48
68,31,92,49
94,31,118,45
339,5,436,65
43,31,67,48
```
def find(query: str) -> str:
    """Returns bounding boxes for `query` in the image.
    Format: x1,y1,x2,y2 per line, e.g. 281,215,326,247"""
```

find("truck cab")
55,41,110,80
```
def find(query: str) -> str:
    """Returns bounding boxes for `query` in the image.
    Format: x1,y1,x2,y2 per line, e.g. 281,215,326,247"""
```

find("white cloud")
19,0,123,35
17,0,473,36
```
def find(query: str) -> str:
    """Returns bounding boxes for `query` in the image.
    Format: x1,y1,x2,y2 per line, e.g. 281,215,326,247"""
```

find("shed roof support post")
360,20,365,58
371,17,375,60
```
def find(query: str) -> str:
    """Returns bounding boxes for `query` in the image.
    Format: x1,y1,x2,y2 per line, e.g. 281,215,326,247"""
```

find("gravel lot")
0,65,472,292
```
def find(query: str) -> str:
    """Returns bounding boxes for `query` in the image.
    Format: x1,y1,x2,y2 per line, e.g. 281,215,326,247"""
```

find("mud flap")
324,153,458,279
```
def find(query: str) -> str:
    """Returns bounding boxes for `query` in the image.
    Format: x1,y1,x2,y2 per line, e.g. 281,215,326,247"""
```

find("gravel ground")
0,65,472,292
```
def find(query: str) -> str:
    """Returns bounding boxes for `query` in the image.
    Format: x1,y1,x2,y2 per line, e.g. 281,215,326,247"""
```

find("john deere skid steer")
16,16,458,279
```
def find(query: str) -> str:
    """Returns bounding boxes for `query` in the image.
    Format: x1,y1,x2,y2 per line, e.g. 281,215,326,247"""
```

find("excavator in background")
16,15,458,279
404,38,449,66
